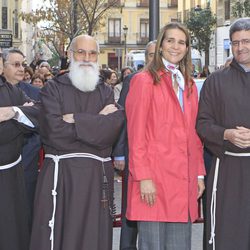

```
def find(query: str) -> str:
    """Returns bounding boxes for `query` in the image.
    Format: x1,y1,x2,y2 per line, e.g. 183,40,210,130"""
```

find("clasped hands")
224,126,250,148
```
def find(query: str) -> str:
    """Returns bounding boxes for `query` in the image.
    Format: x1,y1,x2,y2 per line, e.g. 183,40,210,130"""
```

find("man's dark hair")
2,48,24,63
229,18,250,41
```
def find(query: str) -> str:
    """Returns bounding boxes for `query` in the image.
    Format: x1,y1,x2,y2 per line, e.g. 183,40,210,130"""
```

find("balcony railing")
137,37,149,45
135,33,149,45
136,0,149,7
106,36,121,44
168,0,178,8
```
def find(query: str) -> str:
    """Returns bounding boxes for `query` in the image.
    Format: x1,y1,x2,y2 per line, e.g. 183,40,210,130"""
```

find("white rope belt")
45,153,111,250
0,155,21,170
209,150,250,250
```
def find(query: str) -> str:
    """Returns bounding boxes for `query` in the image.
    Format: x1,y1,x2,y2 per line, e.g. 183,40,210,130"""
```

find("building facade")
0,0,22,49
97,0,178,71
20,0,35,63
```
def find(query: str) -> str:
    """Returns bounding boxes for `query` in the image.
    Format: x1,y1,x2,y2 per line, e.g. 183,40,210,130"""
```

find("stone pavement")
112,179,204,250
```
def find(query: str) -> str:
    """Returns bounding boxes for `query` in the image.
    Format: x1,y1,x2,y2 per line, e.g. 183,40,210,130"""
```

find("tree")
232,0,250,18
185,6,216,67
21,0,122,59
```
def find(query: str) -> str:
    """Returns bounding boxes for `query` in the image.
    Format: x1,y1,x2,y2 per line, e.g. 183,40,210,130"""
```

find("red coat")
125,70,205,222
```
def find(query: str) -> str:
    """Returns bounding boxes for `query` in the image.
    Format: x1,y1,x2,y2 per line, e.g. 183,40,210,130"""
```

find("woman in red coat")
125,22,206,250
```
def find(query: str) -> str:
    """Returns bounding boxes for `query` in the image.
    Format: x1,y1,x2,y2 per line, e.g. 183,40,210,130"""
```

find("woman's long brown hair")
146,22,193,96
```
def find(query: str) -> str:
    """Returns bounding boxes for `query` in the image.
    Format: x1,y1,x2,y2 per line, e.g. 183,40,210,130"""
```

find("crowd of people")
0,17,249,250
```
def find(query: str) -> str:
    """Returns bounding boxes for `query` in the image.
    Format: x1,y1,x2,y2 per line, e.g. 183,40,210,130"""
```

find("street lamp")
123,25,128,67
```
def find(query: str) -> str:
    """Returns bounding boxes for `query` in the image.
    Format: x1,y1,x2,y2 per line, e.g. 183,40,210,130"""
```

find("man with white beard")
30,35,124,250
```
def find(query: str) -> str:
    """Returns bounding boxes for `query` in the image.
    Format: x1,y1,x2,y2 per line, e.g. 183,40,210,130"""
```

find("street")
112,179,203,250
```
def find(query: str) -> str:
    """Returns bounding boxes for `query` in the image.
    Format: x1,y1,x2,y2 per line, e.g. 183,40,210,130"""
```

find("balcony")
103,0,123,8
168,0,178,8
136,33,149,45
106,36,121,44
136,0,149,7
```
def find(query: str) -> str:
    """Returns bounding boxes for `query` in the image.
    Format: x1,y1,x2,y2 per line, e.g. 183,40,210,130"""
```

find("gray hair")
145,40,157,57
229,18,250,41
69,35,100,53
2,48,24,63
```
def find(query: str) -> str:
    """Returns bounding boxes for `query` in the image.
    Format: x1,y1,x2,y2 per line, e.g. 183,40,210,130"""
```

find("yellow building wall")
96,0,178,70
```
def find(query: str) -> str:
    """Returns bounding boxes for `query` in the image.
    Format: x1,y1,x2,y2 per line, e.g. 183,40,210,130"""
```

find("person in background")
113,40,157,250
36,61,52,79
121,66,134,79
2,48,41,230
192,64,200,78
196,17,250,250
125,23,205,250
100,69,113,87
106,70,119,88
0,48,39,250
23,66,34,84
30,34,124,250
200,65,211,78
38,61,51,71
114,68,135,103
44,72,54,82
31,73,45,88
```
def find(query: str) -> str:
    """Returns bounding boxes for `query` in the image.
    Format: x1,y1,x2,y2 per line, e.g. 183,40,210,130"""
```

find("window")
224,0,230,20
168,0,178,8
108,0,121,5
2,7,8,29
2,0,8,7
13,6,19,38
137,0,149,7
137,19,149,44
108,18,121,43
140,19,149,39
15,22,19,38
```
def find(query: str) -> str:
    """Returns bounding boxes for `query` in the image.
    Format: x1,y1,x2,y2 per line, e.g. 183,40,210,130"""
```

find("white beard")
68,59,99,92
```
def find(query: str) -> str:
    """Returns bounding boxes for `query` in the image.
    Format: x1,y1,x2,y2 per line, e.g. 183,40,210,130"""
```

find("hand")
99,104,118,115
224,127,250,148
197,179,205,199
140,179,156,207
113,160,125,171
0,107,15,122
63,113,75,123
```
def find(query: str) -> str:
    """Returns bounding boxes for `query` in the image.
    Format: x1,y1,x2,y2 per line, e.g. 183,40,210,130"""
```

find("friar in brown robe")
30,35,124,250
196,18,250,250
0,53,39,250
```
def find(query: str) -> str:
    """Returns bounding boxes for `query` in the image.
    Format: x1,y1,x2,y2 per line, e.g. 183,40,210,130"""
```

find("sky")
31,0,50,10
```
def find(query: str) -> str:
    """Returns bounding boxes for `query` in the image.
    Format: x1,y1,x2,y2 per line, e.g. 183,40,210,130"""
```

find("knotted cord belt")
45,153,111,250
0,155,21,170
209,151,250,250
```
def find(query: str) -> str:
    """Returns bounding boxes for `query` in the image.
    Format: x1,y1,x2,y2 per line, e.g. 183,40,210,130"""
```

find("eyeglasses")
231,39,250,47
5,61,27,68
71,49,98,59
